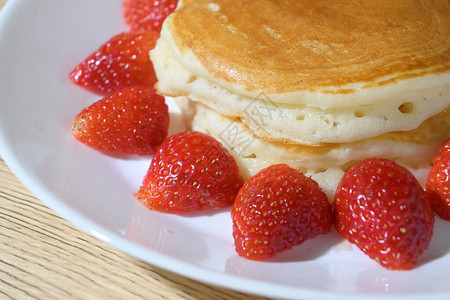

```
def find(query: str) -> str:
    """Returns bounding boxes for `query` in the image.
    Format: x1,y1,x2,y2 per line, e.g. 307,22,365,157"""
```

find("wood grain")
0,1,270,299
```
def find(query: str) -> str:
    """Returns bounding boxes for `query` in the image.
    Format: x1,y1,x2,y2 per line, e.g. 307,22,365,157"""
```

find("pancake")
164,0,450,98
150,0,450,199
151,38,450,144
151,0,450,144
185,99,449,200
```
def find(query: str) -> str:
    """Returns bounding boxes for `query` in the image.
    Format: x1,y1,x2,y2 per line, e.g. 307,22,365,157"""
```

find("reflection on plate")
0,1,449,299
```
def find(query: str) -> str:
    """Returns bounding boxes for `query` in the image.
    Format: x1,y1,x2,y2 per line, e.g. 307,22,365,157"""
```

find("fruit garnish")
334,157,434,270
123,0,178,32
135,131,244,212
231,164,333,260
69,31,159,95
427,138,450,220
72,86,169,155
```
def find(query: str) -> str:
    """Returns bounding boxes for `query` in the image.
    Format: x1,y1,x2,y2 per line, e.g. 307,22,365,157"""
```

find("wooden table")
0,1,268,299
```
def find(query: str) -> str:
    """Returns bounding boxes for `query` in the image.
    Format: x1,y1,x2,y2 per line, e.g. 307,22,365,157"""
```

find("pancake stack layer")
151,0,450,199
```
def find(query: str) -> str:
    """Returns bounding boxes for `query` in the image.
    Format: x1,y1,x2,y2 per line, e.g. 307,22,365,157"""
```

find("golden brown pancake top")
168,0,450,94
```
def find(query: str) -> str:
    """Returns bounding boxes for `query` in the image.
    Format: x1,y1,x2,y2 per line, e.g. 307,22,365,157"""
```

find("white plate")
1,1,450,299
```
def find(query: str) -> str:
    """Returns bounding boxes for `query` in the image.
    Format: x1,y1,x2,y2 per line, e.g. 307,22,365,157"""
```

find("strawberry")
231,164,333,260
426,138,450,220
123,0,178,32
72,86,169,155
334,158,434,270
69,31,159,95
135,131,244,212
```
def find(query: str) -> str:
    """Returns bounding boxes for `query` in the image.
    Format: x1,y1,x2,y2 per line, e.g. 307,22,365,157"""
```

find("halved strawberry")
69,31,159,95
334,158,434,270
427,138,450,220
72,86,169,155
123,0,178,32
135,131,244,212
232,164,333,260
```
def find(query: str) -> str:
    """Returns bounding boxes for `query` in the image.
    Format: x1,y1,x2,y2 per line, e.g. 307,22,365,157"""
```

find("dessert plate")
0,1,449,299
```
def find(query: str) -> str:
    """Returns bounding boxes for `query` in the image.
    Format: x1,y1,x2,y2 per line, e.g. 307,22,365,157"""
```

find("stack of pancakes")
150,0,450,199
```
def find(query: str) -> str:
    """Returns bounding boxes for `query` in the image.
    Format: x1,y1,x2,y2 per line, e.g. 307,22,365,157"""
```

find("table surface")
0,1,269,299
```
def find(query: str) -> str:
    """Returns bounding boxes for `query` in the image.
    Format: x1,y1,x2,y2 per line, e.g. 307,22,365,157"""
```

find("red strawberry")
123,0,178,32
427,138,450,220
135,131,244,212
69,31,159,95
231,164,333,260
334,158,434,270
72,86,169,155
